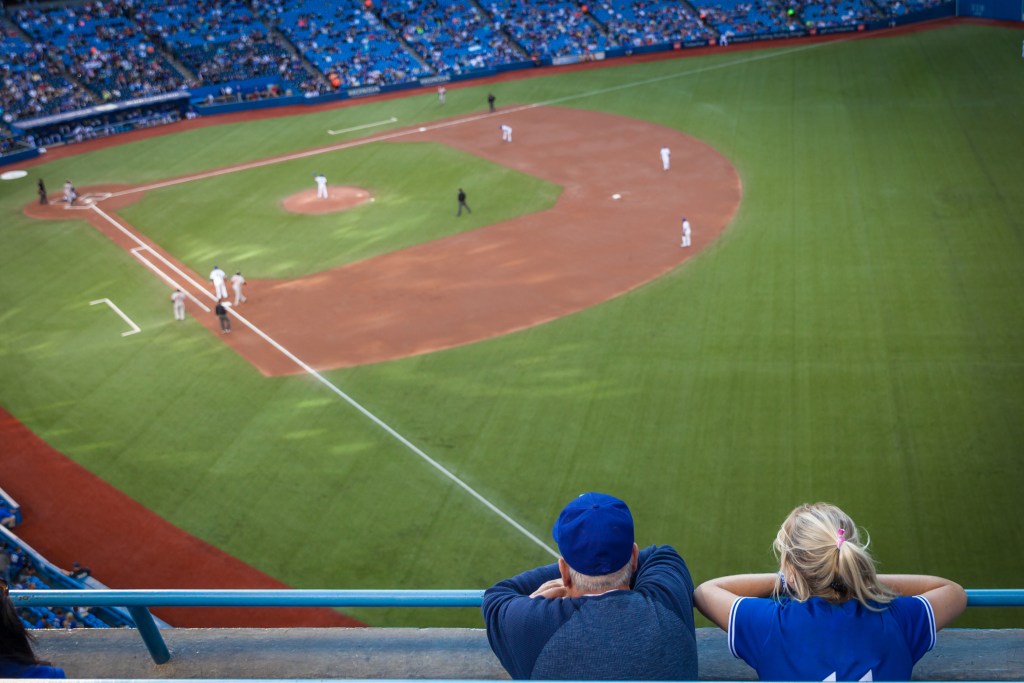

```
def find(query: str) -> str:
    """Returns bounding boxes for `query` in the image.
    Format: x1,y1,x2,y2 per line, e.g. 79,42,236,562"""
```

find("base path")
24,107,739,375
253,106,740,373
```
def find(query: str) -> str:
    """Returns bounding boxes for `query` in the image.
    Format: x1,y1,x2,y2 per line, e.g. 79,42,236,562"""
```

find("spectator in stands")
482,492,698,680
0,580,67,678
0,505,17,529
694,502,967,681
67,563,91,581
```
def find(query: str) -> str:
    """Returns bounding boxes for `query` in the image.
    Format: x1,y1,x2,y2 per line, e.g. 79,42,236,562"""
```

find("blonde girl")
694,503,966,681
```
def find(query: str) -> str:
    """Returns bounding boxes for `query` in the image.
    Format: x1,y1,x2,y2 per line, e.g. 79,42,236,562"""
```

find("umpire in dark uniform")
457,188,472,217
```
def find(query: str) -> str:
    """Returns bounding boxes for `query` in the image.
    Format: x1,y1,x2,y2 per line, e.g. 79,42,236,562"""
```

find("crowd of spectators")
1,540,111,630
695,0,804,37
0,0,956,134
260,0,426,88
1,488,133,634
1,25,94,122
11,1,188,102
592,0,713,47
801,0,886,26
378,0,524,74
487,0,611,59
132,0,314,92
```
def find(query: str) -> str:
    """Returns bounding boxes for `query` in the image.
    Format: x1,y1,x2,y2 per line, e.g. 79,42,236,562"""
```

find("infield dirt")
25,106,740,375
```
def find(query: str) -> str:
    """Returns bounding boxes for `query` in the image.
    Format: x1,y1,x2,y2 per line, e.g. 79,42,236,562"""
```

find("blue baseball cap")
552,492,634,576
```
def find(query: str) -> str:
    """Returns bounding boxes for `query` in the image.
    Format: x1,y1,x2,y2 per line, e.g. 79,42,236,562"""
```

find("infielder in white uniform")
315,173,328,199
500,124,513,143
171,289,186,321
231,271,247,305
661,146,671,171
681,217,691,248
210,265,228,299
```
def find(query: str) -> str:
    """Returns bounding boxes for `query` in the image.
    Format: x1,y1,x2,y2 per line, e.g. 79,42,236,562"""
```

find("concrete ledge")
33,627,1023,679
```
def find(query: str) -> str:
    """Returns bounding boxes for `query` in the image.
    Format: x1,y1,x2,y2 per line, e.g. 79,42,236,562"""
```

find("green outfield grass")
1,22,1022,629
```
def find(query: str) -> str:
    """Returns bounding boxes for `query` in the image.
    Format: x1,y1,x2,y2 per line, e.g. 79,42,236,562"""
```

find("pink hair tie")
837,528,846,549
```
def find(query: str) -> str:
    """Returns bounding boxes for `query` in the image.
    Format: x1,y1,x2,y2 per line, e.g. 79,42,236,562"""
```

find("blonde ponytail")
773,503,897,609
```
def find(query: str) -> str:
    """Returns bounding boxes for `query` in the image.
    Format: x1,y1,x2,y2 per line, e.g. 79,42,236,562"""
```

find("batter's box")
65,192,111,209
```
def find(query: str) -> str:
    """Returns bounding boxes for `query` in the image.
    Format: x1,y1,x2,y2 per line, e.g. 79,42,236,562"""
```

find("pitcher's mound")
282,186,373,214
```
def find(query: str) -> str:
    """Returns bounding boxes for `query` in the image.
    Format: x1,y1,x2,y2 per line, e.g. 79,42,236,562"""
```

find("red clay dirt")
282,186,374,214
250,106,740,373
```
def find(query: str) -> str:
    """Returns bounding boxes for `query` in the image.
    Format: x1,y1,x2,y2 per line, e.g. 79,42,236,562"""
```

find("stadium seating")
10,2,187,104
590,0,713,47
133,0,314,92
259,0,426,88
377,0,525,74
1,22,93,121
694,0,802,37
1,536,131,630
486,0,612,59
798,0,885,26
0,0,956,145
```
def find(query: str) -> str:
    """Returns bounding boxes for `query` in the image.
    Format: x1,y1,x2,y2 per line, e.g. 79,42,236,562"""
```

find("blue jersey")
729,595,935,681
0,660,66,678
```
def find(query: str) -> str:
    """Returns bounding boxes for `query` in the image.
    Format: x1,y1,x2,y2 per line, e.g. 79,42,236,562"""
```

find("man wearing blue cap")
482,492,698,680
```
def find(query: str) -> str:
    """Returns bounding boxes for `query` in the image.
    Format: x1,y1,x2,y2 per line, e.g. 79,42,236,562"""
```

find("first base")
419,127,427,132
612,193,622,200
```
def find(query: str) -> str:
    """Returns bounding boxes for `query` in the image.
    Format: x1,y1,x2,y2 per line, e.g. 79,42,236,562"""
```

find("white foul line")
130,247,211,313
328,116,398,136
89,205,558,559
227,304,558,558
89,298,141,336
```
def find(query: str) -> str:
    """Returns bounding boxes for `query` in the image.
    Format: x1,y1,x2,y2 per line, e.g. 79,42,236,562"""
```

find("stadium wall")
957,0,1023,19
31,627,1024,680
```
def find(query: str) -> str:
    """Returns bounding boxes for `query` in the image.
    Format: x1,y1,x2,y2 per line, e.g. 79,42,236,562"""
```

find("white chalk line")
130,247,211,313
89,298,141,336
89,205,558,559
327,116,398,135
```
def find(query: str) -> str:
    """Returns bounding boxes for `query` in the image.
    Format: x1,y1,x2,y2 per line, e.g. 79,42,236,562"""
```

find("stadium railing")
11,588,1024,665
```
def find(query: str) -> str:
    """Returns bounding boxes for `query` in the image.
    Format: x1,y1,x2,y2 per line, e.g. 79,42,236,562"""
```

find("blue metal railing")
10,588,1023,665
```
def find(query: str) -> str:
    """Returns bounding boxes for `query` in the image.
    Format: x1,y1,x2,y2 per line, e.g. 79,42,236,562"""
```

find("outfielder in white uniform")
231,271,247,305
438,85,447,104
171,289,186,321
681,217,691,248
315,173,328,199
661,146,671,171
500,124,513,143
210,266,228,299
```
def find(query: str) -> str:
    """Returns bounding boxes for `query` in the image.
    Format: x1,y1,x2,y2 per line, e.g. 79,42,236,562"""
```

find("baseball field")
1,21,1022,630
